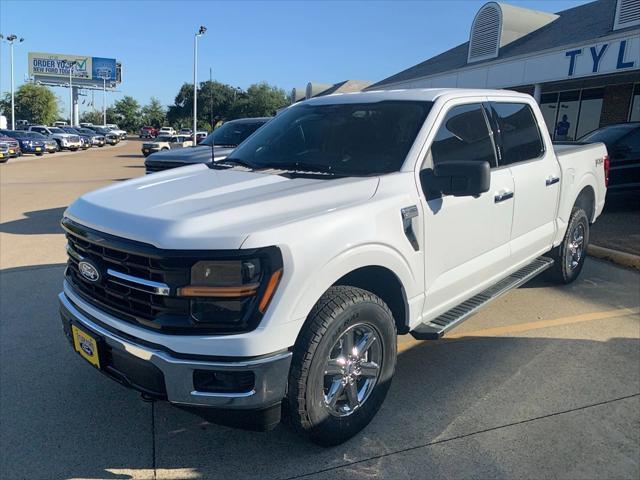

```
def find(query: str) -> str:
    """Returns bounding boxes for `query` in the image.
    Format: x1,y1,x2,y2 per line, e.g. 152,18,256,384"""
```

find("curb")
588,244,640,270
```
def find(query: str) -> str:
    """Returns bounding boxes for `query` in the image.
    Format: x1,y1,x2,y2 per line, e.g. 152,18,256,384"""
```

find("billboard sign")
28,52,118,82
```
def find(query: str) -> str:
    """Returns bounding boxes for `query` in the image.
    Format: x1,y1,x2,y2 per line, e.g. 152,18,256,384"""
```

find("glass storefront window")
540,93,559,137
576,88,604,139
630,84,640,122
556,91,580,141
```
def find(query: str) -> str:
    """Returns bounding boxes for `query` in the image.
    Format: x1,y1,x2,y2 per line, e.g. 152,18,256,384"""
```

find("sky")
0,0,590,119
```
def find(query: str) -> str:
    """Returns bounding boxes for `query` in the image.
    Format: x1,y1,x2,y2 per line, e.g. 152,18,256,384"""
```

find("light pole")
101,76,108,125
193,26,206,144
1,34,25,130
68,60,77,125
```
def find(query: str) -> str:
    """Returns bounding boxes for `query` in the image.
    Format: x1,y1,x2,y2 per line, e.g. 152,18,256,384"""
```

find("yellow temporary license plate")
72,325,101,368
35,147,42,151
9,149,15,154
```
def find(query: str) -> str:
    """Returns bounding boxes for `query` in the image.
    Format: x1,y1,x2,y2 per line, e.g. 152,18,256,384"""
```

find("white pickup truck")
59,89,608,445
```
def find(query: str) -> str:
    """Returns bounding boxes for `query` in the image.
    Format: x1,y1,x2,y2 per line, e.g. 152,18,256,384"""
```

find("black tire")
547,207,589,284
285,286,396,446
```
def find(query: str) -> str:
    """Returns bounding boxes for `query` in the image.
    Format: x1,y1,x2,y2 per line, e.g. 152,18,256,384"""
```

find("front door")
419,101,515,319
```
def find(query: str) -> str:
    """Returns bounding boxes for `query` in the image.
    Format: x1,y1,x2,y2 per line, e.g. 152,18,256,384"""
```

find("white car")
158,126,176,136
141,134,192,156
101,124,127,140
60,88,607,445
27,125,82,150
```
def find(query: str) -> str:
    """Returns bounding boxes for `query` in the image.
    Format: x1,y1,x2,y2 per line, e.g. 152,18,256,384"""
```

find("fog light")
193,369,255,393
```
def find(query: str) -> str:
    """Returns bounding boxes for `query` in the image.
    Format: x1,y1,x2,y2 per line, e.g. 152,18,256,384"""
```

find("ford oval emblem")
78,261,100,283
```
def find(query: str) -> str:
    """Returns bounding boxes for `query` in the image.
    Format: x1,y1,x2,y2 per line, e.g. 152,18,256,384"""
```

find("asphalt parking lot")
1,140,639,480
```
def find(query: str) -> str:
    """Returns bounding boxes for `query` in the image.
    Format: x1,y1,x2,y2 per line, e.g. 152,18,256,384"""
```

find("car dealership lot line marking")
398,307,640,354
283,393,640,480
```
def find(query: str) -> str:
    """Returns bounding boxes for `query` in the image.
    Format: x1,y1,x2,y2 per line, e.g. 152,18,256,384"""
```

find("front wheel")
547,207,589,284
285,286,396,446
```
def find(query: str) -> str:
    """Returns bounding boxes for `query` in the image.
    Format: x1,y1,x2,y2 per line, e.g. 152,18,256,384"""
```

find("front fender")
287,242,421,324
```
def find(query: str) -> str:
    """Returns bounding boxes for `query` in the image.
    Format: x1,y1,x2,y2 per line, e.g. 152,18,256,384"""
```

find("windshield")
226,101,432,176
155,136,172,142
49,127,65,133
201,120,267,147
63,128,80,134
579,124,638,144
26,132,46,139
78,129,95,135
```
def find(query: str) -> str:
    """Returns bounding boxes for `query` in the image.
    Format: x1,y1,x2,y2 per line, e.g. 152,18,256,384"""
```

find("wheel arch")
574,185,596,223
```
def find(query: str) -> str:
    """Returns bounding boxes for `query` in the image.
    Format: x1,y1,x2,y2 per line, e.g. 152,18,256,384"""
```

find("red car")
0,134,21,158
139,126,157,138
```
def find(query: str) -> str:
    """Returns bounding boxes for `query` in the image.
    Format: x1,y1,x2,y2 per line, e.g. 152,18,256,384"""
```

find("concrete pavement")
0,140,638,479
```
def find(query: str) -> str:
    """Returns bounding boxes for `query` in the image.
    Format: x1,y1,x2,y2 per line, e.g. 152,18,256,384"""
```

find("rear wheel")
285,286,396,446
547,207,589,284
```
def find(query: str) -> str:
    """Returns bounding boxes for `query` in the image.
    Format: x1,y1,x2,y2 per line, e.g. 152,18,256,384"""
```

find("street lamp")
0,33,25,130
99,75,109,125
193,26,206,145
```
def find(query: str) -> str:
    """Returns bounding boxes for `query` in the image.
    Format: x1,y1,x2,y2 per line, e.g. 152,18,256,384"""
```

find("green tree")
141,97,166,128
231,83,288,118
79,110,103,125
109,96,141,132
0,83,59,125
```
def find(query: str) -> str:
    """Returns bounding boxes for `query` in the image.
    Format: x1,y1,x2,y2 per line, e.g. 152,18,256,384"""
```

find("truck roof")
303,88,532,105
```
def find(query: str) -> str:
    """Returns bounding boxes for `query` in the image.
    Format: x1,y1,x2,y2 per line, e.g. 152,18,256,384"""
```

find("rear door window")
491,102,544,166
430,103,497,167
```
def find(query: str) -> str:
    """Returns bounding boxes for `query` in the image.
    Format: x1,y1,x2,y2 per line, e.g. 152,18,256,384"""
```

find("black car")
0,129,46,156
578,123,640,194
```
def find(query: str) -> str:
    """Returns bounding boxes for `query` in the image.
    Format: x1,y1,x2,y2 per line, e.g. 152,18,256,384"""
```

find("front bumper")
58,291,292,409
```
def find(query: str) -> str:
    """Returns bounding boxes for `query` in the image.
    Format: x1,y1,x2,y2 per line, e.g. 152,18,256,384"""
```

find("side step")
411,256,554,340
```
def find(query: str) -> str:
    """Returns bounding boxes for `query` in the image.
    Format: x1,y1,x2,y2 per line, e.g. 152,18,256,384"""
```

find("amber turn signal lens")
178,283,259,297
258,269,283,313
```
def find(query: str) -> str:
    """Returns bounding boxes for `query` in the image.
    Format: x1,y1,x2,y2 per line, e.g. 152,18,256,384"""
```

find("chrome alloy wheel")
567,223,585,270
322,323,382,417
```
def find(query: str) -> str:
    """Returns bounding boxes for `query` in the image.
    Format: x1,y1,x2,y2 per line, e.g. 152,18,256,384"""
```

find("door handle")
494,190,514,203
545,175,560,186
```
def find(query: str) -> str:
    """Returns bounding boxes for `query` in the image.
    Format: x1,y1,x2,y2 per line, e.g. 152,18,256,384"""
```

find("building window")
630,84,640,122
576,88,604,138
540,88,605,141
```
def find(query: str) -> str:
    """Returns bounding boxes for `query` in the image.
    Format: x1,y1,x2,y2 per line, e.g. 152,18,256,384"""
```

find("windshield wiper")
257,162,344,176
212,157,257,170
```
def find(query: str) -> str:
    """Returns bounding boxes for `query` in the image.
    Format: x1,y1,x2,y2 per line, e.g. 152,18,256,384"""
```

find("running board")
411,257,554,340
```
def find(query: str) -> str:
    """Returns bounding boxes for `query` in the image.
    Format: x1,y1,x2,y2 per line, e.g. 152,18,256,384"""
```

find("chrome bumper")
58,292,292,408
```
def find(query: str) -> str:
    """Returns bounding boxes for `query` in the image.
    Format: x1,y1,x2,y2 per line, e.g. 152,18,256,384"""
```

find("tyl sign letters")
566,39,636,76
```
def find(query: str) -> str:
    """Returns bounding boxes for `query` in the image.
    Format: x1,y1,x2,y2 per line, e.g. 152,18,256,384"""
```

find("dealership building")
369,0,640,140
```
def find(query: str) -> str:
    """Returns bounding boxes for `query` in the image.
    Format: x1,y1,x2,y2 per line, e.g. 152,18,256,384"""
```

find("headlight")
177,248,283,332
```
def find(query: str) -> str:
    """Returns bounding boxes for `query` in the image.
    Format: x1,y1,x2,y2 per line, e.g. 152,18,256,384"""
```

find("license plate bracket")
71,324,102,368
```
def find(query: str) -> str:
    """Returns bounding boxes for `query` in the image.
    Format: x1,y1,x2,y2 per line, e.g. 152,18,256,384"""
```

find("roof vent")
468,2,559,64
469,3,502,62
614,0,640,29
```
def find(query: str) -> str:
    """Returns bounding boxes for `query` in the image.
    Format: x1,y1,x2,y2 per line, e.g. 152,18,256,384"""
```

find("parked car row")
0,123,126,164
138,126,209,145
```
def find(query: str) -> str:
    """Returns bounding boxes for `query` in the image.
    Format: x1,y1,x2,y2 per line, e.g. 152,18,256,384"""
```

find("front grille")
145,161,185,173
64,226,192,329
69,135,80,142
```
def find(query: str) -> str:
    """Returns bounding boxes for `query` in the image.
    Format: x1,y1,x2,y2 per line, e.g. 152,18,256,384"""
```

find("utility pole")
209,67,213,131
0,34,24,130
193,26,206,144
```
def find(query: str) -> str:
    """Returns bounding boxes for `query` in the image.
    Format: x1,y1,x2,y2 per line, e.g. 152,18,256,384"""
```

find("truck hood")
65,164,379,249
145,146,233,164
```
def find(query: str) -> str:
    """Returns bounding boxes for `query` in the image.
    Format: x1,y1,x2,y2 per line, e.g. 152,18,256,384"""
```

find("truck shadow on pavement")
1,262,638,480
0,207,66,235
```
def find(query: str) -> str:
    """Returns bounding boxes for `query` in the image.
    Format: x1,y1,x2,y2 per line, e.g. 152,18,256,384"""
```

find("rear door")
419,100,515,318
488,99,560,262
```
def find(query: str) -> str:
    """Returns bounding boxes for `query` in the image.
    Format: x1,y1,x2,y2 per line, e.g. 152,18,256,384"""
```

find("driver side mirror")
421,160,491,197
